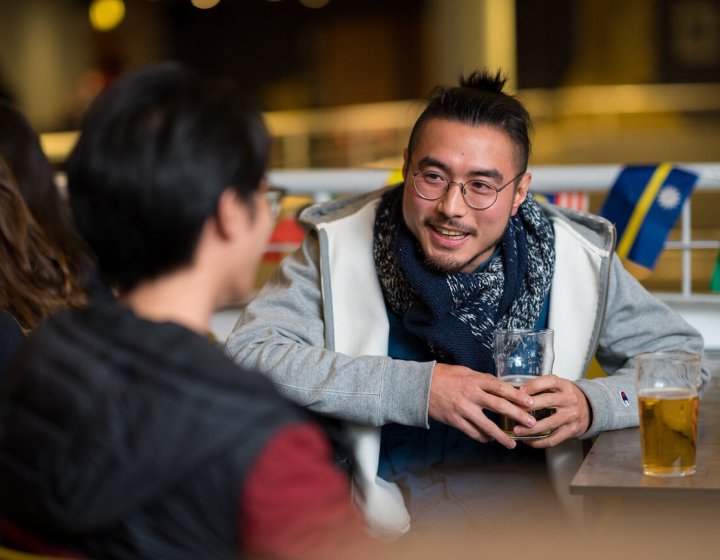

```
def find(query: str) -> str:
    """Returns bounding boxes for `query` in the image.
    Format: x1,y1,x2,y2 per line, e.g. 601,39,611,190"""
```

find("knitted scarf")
373,186,555,373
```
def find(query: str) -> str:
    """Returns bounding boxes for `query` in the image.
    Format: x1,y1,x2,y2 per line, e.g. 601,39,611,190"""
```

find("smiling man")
402,121,527,274
227,70,710,538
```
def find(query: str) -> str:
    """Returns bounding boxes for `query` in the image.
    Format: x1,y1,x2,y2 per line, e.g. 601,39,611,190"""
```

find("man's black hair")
407,69,532,173
67,62,270,292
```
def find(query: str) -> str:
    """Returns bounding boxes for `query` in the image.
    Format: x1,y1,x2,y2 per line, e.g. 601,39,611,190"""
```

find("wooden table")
570,361,720,532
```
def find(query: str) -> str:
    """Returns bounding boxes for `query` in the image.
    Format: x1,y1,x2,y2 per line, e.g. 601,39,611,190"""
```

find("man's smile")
435,227,466,239
425,218,476,243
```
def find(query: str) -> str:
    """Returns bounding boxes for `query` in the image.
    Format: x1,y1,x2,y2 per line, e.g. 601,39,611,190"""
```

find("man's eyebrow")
418,155,503,182
468,167,502,182
417,156,451,174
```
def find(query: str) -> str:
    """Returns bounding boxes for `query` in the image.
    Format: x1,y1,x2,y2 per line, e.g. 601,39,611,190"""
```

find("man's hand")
428,363,537,449
512,374,591,447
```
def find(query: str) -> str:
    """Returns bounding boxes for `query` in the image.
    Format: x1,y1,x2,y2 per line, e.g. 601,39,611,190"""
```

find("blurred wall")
423,0,516,90
0,0,91,130
1,0,718,168
0,0,170,130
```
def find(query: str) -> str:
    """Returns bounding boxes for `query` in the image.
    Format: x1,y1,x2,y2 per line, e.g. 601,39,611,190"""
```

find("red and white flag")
534,191,589,212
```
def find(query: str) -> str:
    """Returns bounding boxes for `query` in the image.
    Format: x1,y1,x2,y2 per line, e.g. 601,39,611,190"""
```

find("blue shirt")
378,260,552,530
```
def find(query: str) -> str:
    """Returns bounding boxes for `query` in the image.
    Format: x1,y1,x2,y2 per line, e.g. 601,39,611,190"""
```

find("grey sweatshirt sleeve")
576,257,711,439
225,233,434,428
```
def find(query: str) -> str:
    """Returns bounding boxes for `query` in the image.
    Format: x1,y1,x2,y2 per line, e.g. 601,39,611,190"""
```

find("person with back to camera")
0,62,375,560
0,100,97,377
226,69,711,538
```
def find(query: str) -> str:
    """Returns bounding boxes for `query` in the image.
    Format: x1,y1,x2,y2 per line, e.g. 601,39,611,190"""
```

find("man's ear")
401,148,410,182
511,172,531,216
215,188,242,240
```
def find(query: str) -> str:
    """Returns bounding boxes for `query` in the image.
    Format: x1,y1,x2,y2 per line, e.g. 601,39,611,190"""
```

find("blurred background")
1,0,718,299
1,0,719,165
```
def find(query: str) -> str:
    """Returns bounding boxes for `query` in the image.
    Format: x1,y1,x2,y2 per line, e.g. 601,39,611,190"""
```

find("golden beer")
499,375,555,439
638,388,698,477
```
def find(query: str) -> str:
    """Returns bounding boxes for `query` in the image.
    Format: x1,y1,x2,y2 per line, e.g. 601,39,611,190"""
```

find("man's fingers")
486,377,535,408
520,425,572,449
513,411,560,440
481,393,537,429
456,405,519,449
446,400,527,449
474,421,517,449
521,374,559,396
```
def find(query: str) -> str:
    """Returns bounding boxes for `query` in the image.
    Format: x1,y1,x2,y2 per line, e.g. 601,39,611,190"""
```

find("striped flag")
386,168,404,185
534,192,589,212
711,251,720,293
600,163,699,278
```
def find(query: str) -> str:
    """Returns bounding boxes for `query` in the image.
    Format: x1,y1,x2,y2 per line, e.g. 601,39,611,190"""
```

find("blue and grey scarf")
373,185,555,373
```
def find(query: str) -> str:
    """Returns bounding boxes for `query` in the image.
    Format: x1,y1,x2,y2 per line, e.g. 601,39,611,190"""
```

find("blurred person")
0,100,95,282
0,136,90,377
0,151,88,377
0,100,102,377
227,69,711,538
0,159,32,375
0,62,373,559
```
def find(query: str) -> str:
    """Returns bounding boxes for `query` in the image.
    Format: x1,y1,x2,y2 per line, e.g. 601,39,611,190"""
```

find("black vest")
0,303,313,559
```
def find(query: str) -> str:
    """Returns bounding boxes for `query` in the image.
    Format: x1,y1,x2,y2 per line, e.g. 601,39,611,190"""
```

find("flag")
534,191,589,212
600,163,699,278
386,168,404,185
711,250,720,293
263,216,306,263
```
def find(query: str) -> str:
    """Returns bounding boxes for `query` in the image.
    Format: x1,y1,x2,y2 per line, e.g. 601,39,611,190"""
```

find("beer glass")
493,328,555,439
635,352,701,477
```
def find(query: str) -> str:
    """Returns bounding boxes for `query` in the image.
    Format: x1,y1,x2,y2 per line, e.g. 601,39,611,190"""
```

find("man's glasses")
264,186,285,219
412,168,525,210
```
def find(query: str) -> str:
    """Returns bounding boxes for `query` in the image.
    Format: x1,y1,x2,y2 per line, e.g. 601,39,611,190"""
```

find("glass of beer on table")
635,352,701,477
493,328,555,439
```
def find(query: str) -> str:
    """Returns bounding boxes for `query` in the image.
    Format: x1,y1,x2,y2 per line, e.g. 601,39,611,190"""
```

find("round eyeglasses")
412,169,525,210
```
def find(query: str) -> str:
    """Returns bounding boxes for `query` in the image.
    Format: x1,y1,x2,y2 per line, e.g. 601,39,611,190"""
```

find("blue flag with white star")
600,163,699,275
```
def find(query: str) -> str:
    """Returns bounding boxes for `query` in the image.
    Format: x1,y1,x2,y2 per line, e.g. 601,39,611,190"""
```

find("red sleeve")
240,423,378,560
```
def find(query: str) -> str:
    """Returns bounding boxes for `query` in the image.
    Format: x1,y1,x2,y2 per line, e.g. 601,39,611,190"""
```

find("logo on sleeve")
620,391,630,407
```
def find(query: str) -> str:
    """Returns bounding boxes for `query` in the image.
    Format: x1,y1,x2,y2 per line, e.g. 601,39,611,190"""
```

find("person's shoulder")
10,306,79,353
540,202,615,252
298,185,395,227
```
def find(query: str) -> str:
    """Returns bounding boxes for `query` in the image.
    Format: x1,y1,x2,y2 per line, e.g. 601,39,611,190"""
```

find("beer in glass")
493,328,555,439
635,352,701,477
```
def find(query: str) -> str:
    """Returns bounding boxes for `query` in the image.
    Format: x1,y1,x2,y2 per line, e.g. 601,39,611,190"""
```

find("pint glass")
635,352,701,477
493,328,555,439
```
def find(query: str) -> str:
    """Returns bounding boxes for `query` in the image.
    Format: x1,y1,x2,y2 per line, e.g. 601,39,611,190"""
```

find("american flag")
534,192,589,212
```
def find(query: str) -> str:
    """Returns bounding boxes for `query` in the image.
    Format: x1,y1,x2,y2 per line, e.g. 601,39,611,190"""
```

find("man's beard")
422,229,506,273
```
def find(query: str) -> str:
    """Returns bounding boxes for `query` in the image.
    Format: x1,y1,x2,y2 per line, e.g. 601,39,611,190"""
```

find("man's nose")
438,183,467,216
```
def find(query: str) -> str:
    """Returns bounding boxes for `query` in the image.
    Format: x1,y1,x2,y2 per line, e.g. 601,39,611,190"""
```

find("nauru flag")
600,163,699,278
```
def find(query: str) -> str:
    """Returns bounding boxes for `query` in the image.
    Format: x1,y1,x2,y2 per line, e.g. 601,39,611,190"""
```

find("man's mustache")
424,217,477,237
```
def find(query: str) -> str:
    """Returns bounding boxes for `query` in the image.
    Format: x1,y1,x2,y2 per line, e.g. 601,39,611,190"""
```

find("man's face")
401,118,530,273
